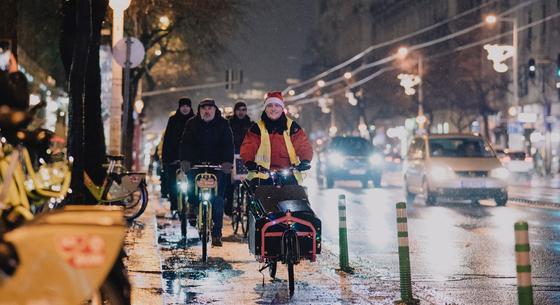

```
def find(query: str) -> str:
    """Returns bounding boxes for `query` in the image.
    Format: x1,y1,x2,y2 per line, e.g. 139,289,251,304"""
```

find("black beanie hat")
199,98,216,108
234,101,247,111
178,97,192,107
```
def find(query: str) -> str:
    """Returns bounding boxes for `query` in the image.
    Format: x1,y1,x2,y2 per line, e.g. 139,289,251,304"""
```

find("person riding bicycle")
180,98,233,247
240,91,313,188
225,101,253,216
162,97,195,217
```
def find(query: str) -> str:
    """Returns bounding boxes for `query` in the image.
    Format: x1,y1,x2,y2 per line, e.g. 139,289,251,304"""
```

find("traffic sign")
112,37,145,68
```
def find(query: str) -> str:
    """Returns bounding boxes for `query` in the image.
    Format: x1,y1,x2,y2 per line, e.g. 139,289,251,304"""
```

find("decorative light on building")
345,91,358,106
288,89,296,96
134,99,144,114
397,73,421,95
329,126,338,136
508,106,518,117
317,80,326,87
343,72,352,79
483,44,515,73
155,49,162,56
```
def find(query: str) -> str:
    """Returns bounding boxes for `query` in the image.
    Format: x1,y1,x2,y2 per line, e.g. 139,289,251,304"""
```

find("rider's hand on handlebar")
180,160,191,173
296,160,311,171
245,161,266,173
221,162,233,174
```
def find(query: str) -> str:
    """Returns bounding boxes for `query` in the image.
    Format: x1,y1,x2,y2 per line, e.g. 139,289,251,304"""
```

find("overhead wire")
283,0,540,98
282,0,504,94
288,10,560,107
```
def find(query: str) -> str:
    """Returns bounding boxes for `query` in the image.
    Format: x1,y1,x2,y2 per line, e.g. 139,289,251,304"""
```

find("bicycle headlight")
179,181,188,192
202,191,211,201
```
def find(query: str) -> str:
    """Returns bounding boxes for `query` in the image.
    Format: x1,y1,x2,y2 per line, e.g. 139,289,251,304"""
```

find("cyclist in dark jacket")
161,97,194,215
225,101,252,215
180,98,234,246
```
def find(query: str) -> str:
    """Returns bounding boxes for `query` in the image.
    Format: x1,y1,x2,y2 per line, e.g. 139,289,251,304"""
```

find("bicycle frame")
194,171,217,233
84,158,145,204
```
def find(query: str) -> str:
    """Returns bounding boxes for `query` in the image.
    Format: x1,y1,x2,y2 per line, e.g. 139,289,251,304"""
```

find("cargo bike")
244,167,321,296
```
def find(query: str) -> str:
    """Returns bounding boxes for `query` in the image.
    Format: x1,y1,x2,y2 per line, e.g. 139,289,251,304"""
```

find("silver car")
404,134,508,206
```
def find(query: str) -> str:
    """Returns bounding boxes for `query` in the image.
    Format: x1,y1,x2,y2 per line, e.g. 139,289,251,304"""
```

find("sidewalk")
123,191,165,305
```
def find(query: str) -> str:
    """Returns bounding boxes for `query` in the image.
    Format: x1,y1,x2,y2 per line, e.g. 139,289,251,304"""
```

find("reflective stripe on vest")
246,118,302,183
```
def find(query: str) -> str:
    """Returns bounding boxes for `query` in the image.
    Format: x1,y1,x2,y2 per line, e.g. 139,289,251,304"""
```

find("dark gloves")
180,160,191,173
296,160,311,171
221,162,233,174
245,161,258,171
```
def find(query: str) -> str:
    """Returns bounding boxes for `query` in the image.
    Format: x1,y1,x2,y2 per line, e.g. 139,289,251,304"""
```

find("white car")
404,134,508,206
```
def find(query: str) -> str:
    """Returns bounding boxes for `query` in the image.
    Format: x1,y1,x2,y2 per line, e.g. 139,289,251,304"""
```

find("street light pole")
512,17,519,107
418,57,425,132
109,0,130,155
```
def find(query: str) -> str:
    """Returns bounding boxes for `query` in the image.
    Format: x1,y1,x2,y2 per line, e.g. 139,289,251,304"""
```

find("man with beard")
225,101,252,216
161,97,194,216
241,91,313,187
180,99,233,246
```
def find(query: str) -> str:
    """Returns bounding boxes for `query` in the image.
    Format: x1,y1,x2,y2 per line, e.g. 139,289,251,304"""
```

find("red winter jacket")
240,116,313,170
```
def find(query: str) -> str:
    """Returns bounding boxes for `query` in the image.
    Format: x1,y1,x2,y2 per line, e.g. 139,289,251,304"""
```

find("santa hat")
264,91,285,108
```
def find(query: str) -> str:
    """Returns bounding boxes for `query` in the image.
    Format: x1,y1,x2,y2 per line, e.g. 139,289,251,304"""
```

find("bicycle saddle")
107,154,125,161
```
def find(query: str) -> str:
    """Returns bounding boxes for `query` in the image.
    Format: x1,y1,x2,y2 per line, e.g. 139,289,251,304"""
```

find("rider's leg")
224,173,233,216
167,163,179,212
211,171,226,238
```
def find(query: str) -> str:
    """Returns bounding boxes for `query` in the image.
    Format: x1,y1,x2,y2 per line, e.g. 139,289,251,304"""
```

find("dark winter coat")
228,115,252,153
162,108,194,164
180,111,234,165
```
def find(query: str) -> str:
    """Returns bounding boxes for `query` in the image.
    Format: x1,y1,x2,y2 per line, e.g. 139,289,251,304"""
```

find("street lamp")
397,47,425,133
485,14,518,107
108,0,131,155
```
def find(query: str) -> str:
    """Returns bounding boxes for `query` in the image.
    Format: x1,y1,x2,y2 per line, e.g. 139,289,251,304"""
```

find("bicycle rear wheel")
123,183,148,221
201,203,208,262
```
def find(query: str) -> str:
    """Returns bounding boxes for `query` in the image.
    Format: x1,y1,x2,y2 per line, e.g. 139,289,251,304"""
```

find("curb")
124,194,165,305
509,197,560,209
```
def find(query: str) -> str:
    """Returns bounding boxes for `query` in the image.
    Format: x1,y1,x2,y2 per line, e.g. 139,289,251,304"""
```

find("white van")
403,134,508,206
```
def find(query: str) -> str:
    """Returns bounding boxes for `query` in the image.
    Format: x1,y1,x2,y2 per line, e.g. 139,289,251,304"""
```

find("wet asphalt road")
310,175,560,305
152,173,560,304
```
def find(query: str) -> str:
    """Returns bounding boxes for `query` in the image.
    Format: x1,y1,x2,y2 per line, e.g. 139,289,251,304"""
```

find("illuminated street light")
397,47,409,59
159,16,171,30
109,0,131,11
343,72,352,79
108,0,132,154
317,80,326,87
485,14,497,25
508,106,518,117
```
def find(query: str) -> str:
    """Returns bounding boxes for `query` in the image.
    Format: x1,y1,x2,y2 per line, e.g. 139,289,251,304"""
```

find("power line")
288,10,560,107
284,0,539,96
285,0,542,103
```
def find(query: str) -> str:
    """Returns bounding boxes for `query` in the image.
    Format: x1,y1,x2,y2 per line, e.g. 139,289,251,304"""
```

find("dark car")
319,136,383,188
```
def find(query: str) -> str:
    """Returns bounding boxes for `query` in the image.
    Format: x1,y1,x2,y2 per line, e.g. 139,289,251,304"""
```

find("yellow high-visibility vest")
246,118,302,184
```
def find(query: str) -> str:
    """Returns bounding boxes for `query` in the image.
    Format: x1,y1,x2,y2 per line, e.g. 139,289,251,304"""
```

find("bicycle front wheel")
201,202,208,262
124,183,148,221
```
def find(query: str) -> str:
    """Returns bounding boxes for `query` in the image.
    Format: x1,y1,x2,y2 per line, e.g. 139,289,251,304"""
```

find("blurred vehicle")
501,151,533,177
403,134,508,206
384,150,403,172
318,136,383,188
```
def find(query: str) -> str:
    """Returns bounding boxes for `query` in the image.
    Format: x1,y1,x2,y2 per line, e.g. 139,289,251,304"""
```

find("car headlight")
328,152,344,165
370,154,384,166
430,165,455,181
491,167,509,180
